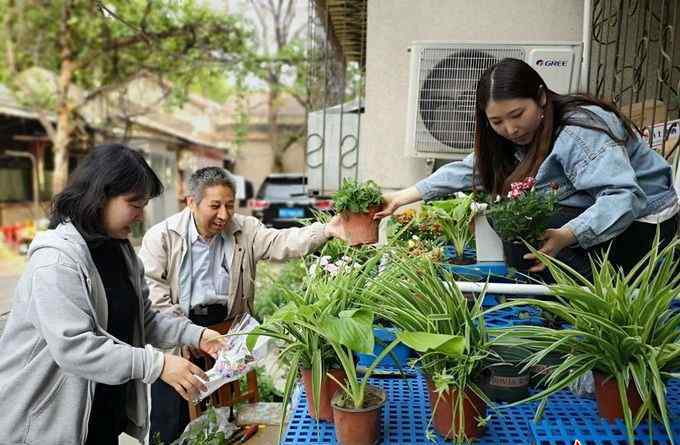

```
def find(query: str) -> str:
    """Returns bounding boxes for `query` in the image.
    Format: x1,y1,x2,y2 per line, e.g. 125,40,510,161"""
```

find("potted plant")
493,235,680,445
426,192,476,265
363,253,496,443
246,249,384,439
483,345,531,403
485,177,557,271
313,309,401,445
333,178,384,246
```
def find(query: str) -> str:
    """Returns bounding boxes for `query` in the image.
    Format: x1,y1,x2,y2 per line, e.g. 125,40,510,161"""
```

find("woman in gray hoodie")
0,144,226,445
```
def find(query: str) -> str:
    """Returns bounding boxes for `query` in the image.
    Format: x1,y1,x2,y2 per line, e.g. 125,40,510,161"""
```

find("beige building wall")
232,139,305,195
359,0,585,191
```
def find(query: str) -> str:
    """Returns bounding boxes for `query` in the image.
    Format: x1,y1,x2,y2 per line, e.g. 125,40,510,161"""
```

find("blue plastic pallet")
283,372,538,445
441,261,512,283
484,305,544,328
530,380,680,444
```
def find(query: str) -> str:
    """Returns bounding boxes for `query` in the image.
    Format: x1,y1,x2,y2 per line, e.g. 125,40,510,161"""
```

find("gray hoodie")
0,223,204,444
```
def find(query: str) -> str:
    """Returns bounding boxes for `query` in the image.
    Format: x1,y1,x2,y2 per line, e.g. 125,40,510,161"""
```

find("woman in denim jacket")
376,58,679,277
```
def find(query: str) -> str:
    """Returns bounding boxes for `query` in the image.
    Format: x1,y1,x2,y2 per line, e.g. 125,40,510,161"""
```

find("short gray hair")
187,167,236,202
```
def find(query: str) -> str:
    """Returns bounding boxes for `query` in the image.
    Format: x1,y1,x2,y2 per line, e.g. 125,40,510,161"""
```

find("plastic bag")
568,370,595,398
192,314,270,403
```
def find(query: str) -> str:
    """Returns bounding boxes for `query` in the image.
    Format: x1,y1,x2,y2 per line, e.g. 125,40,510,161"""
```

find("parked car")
248,173,333,228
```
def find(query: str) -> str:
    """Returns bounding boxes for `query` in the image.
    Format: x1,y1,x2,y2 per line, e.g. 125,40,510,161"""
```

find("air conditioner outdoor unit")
405,41,583,160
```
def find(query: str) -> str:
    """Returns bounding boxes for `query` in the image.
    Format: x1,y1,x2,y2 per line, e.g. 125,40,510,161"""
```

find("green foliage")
245,250,385,441
170,407,227,445
486,180,557,244
0,0,251,129
253,260,306,321
333,178,383,214
493,235,680,445
243,367,282,403
362,252,497,443
388,207,445,244
426,193,476,256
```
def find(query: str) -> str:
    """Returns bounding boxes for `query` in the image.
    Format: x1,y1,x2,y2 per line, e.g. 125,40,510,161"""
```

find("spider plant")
361,253,497,443
492,234,680,445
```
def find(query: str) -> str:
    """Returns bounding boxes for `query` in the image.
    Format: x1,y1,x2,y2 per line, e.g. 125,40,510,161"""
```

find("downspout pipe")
581,0,593,92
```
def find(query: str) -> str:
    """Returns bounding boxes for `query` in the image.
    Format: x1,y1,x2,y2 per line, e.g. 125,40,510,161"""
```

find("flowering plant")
486,177,558,244
388,207,445,244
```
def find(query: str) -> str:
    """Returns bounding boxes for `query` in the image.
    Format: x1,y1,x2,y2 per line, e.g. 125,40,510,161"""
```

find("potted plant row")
491,234,680,445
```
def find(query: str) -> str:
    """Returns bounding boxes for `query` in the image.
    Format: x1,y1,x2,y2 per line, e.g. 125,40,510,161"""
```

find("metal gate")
305,0,366,195
586,0,680,161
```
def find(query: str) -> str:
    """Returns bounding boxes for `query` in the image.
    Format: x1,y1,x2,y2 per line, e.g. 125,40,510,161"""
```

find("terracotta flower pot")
300,368,347,422
426,379,487,440
332,384,386,445
593,371,643,422
341,206,381,246
502,240,535,272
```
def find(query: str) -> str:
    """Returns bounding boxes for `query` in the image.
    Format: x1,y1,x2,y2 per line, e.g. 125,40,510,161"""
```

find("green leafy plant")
426,193,476,258
362,253,497,443
314,308,400,409
333,178,383,214
486,177,557,244
246,251,384,439
388,207,445,244
493,235,680,445
157,407,229,445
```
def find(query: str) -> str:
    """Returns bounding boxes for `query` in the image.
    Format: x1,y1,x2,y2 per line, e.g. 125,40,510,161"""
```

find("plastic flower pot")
331,385,386,445
485,365,530,403
356,327,412,369
426,379,487,440
530,351,566,388
300,368,347,422
341,206,381,246
484,345,530,403
593,371,643,422
502,240,535,272
444,246,477,265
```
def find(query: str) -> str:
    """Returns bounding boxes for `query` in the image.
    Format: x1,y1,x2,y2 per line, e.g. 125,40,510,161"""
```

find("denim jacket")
415,106,679,249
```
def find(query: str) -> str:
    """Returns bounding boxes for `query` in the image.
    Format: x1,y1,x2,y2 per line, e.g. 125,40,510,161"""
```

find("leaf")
321,309,375,353
397,331,465,356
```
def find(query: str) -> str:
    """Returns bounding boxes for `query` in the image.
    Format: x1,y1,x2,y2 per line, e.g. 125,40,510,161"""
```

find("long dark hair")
49,143,163,240
474,58,639,195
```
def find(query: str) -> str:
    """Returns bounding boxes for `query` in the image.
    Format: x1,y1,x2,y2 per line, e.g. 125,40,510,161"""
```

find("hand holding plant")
333,178,383,214
333,179,384,245
486,177,558,244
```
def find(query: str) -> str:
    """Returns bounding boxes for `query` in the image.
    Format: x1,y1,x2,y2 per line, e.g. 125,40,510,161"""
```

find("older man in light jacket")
139,166,344,443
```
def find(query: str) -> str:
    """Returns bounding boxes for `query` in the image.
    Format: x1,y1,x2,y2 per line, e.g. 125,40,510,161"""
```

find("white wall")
359,0,584,191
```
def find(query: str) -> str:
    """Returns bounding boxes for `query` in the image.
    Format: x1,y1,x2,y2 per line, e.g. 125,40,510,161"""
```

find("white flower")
324,263,339,275
341,255,352,262
319,255,331,266
495,195,502,203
